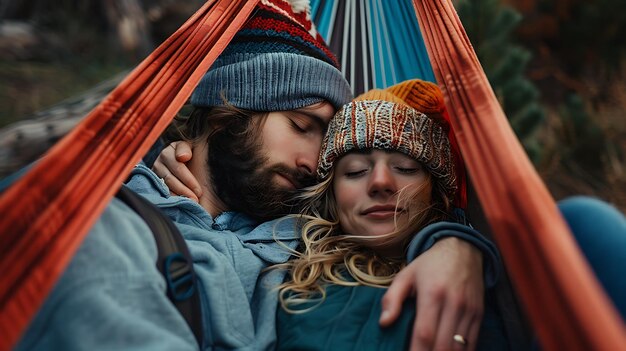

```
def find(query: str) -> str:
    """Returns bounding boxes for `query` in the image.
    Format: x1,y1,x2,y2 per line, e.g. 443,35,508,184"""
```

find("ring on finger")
453,334,466,346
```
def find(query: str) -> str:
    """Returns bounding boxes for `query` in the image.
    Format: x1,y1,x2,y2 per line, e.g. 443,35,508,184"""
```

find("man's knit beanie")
190,0,353,111
318,79,460,201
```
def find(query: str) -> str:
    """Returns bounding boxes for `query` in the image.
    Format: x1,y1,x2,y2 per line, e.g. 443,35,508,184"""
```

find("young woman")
274,79,505,351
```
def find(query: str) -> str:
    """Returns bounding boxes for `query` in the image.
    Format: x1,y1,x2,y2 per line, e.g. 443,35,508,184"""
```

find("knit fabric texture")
190,0,352,111
318,79,458,198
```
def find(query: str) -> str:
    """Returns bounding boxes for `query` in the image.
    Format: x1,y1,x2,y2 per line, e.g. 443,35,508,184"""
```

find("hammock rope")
412,0,625,349
0,0,259,348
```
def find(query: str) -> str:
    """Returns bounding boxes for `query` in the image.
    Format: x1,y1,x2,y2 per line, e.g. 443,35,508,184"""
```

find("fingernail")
380,310,390,321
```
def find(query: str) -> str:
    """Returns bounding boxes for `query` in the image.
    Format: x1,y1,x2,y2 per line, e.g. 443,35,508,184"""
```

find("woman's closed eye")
393,159,423,174
395,166,421,174
344,169,368,178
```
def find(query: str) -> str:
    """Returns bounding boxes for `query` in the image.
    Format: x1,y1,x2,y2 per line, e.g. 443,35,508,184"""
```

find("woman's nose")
368,165,396,197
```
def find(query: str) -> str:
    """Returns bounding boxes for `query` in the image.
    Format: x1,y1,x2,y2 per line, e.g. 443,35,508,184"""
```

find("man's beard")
208,140,316,222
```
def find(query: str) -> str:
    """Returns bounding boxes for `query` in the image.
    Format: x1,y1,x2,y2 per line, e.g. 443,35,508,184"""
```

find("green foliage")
510,103,544,138
558,94,606,178
488,47,531,87
456,0,545,163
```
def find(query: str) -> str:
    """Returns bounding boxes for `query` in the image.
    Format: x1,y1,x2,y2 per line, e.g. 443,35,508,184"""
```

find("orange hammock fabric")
0,0,259,348
0,0,624,350
412,1,625,349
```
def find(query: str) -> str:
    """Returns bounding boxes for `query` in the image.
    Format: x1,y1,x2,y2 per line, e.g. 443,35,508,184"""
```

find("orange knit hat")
318,79,467,208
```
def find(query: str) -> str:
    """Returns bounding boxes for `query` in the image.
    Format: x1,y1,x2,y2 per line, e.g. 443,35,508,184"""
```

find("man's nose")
368,165,396,197
295,147,318,175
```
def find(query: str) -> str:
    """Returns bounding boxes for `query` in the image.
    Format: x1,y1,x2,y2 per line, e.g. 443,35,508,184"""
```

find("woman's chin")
361,223,398,238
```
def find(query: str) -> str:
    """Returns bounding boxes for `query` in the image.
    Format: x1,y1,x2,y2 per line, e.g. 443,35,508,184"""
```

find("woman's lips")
362,205,402,219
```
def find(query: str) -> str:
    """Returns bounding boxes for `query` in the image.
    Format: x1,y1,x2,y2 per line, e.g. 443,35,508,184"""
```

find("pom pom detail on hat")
287,0,311,14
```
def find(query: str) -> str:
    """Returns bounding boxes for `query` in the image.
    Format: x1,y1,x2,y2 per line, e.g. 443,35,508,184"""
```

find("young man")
15,1,490,350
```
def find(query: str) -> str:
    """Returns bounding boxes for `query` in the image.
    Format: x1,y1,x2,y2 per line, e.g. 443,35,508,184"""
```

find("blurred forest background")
0,0,624,210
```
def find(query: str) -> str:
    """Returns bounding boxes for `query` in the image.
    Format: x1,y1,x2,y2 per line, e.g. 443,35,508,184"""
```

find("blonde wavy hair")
276,162,453,312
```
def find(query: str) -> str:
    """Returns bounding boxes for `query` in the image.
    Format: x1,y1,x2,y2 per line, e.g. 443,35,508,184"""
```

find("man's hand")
380,237,484,351
152,141,202,202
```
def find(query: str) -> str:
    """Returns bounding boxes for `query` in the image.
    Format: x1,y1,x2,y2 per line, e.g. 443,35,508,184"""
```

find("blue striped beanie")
190,0,353,111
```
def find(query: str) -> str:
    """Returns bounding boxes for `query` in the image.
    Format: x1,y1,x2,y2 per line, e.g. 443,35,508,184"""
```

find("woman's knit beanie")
318,79,460,201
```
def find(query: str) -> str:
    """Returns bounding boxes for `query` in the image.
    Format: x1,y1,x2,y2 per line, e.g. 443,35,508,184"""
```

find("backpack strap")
116,186,203,346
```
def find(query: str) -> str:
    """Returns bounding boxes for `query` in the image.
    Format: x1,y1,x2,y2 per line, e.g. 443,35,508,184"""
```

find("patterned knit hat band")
190,0,352,111
318,81,458,198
